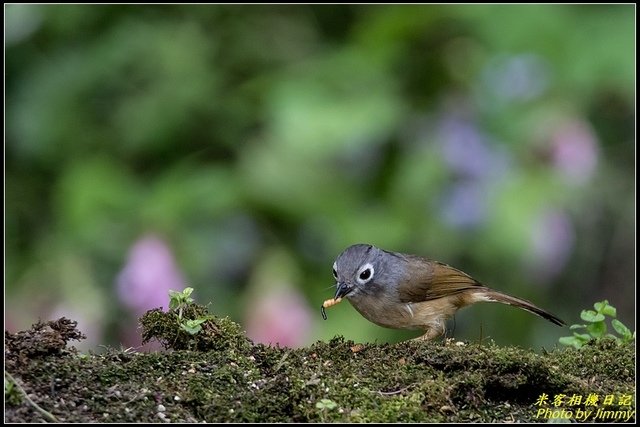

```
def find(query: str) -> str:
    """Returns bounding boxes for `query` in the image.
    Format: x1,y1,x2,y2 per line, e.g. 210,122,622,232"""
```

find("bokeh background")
5,4,635,350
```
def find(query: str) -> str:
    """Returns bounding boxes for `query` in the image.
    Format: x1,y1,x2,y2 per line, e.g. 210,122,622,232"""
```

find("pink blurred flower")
549,120,599,185
245,289,312,348
116,234,186,316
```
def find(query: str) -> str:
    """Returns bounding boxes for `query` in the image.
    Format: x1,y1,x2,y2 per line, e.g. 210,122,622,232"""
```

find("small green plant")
559,300,634,349
169,287,195,320
168,287,213,336
5,375,21,405
316,399,337,410
316,398,338,422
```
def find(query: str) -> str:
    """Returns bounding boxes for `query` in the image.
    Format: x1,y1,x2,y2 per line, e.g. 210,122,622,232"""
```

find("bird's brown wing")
397,256,485,303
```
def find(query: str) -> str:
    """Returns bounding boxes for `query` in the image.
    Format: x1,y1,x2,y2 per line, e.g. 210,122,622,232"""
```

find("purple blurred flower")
438,112,510,181
439,117,495,179
483,53,550,102
245,289,312,348
116,234,186,316
526,209,575,283
439,181,487,229
436,111,510,230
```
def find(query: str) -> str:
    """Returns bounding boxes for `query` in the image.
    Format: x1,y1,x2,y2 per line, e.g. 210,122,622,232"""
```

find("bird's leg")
410,323,446,342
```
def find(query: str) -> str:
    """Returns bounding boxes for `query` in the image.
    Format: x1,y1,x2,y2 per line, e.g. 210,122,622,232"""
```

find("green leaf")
611,319,632,338
5,377,14,393
581,310,605,323
593,300,607,310
586,321,606,338
316,399,337,410
573,332,592,342
559,336,583,349
180,321,203,335
569,324,587,330
169,287,195,310
594,300,616,317
188,318,207,326
169,289,184,310
558,336,575,345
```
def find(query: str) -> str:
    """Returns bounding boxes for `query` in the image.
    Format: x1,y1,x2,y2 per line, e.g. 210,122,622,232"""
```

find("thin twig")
377,383,416,396
5,371,59,422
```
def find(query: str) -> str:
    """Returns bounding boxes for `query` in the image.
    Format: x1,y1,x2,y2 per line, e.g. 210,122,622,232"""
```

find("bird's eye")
356,263,374,283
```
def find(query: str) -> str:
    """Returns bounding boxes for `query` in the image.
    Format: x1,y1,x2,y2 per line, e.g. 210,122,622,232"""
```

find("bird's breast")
346,294,423,330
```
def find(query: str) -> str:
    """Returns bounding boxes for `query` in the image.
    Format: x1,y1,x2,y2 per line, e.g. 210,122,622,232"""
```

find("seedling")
168,287,213,336
559,300,634,349
316,399,337,410
169,287,195,320
316,398,338,422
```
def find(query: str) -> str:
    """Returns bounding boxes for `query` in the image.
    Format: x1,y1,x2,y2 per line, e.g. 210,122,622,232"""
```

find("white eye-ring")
332,262,338,280
356,263,374,284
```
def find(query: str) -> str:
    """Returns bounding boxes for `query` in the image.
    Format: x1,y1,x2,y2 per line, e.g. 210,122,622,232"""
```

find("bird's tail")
479,289,565,326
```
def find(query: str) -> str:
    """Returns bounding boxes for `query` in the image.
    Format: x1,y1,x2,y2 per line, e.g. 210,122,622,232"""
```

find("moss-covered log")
4,308,635,423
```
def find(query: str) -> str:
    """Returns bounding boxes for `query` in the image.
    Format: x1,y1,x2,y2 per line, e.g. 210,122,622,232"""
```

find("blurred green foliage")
5,5,635,349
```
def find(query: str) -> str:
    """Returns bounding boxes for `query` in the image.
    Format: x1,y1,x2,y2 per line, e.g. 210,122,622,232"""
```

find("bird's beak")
334,282,352,299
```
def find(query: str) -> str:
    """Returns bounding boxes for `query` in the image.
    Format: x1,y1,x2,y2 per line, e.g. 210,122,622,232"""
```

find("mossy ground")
4,304,635,423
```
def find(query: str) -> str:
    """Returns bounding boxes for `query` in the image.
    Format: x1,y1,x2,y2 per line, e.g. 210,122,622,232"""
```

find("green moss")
140,304,251,353
4,308,635,423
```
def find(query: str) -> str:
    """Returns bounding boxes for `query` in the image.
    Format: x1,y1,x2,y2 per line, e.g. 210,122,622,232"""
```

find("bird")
325,243,565,341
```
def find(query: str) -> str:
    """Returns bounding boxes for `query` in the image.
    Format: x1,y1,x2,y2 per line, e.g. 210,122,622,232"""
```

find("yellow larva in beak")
320,297,342,320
